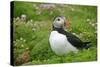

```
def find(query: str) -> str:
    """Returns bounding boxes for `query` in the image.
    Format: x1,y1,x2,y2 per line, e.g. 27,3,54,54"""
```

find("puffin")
49,16,91,56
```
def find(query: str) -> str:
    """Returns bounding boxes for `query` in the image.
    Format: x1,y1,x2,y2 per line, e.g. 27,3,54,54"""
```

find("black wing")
53,27,91,49
65,31,91,49
65,31,84,48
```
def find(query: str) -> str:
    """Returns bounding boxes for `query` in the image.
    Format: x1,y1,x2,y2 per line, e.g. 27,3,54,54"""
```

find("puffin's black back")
53,26,91,49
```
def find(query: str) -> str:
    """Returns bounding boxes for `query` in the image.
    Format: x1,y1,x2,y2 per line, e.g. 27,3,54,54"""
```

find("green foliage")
13,1,97,66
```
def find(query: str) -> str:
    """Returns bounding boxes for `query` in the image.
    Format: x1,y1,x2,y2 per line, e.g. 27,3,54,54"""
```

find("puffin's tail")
82,42,91,49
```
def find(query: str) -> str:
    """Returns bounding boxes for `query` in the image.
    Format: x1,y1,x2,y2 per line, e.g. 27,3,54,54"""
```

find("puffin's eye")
57,18,60,21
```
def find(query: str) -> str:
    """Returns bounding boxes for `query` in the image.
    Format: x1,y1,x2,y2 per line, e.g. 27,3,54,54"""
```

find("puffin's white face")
53,16,69,28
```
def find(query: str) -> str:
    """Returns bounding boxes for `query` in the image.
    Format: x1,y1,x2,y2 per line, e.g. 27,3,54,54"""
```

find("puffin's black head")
53,16,70,29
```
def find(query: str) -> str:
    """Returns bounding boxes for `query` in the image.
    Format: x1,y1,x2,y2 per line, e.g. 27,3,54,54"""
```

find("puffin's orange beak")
65,20,70,28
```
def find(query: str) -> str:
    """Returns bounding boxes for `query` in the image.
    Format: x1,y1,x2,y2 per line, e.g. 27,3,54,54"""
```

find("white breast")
49,31,78,56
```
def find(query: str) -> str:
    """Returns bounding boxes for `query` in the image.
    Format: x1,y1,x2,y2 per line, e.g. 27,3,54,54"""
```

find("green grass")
12,1,97,66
